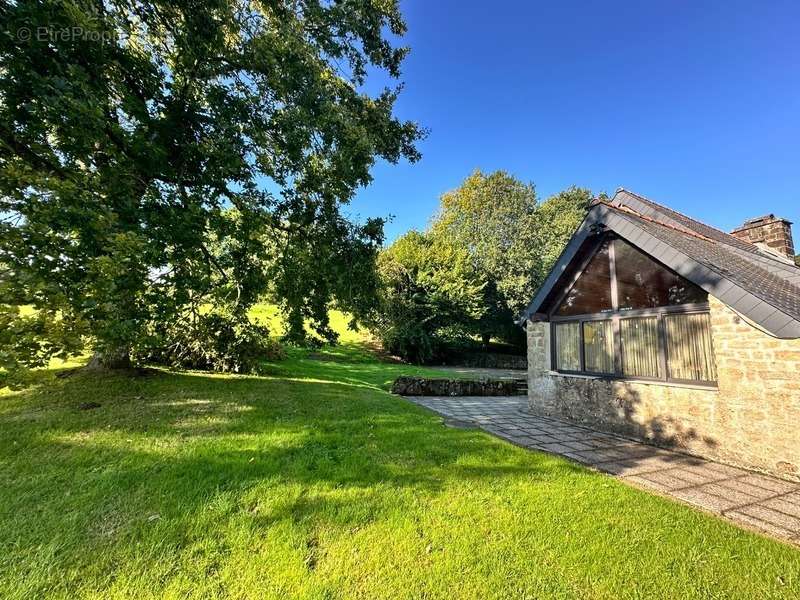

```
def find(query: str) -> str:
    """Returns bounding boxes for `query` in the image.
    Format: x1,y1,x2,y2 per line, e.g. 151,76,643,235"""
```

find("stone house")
521,189,800,481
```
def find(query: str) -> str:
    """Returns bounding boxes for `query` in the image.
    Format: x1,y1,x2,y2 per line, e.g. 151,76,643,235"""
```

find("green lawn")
1,344,799,598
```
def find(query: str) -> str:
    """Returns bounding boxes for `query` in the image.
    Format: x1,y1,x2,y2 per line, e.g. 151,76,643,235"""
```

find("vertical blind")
583,320,614,373
553,312,716,384
620,317,660,378
665,313,717,382
555,322,580,371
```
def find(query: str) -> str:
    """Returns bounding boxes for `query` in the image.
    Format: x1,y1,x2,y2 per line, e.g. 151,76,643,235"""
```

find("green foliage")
0,304,87,373
374,231,485,363
532,186,594,287
271,214,384,346
371,172,591,361
434,170,539,312
0,0,421,368
141,310,285,374
434,170,591,314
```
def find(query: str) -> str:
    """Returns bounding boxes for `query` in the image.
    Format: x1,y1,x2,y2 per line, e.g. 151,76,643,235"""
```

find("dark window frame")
547,234,717,387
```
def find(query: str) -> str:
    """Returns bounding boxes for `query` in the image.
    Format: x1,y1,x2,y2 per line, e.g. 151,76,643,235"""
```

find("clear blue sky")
346,0,800,244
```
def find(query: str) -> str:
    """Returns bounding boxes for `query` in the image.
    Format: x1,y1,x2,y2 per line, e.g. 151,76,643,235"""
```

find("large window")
555,240,613,316
620,317,660,378
583,320,614,374
555,322,580,371
614,240,708,309
549,236,716,386
665,313,716,382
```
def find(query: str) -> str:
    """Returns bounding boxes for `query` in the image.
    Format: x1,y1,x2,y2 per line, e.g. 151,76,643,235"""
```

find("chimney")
731,214,795,259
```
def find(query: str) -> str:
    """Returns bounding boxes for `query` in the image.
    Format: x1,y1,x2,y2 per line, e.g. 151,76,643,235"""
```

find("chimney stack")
731,215,795,260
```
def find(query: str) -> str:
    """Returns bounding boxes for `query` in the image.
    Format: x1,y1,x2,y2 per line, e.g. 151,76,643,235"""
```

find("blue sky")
346,1,800,244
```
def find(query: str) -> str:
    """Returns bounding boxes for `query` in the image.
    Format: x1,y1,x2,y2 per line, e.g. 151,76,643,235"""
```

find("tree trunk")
86,347,132,371
481,332,491,349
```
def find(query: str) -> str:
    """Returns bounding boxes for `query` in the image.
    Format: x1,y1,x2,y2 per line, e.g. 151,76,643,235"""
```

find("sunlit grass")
1,309,798,598
248,304,366,345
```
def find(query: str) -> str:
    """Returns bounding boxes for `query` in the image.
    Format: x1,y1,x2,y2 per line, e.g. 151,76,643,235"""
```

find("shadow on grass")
0,368,584,576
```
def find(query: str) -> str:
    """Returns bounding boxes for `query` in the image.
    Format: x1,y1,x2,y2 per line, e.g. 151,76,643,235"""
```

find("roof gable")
522,190,800,339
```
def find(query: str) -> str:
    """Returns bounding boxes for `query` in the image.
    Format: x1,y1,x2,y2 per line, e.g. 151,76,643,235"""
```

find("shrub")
142,312,285,373
373,232,485,364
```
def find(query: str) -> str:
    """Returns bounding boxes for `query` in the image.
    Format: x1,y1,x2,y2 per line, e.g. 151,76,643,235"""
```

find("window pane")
556,240,613,316
620,317,660,378
614,239,707,310
665,313,716,382
555,322,580,370
583,320,614,373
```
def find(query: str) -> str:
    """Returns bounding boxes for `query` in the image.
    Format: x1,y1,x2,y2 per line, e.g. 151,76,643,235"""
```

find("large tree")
0,0,422,369
433,170,591,315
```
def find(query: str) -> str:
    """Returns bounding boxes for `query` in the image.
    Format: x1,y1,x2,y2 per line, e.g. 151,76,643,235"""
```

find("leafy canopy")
0,0,422,369
373,170,592,362
433,170,591,313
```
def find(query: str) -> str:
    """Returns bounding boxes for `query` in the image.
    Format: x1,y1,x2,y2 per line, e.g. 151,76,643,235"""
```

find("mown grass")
1,320,799,598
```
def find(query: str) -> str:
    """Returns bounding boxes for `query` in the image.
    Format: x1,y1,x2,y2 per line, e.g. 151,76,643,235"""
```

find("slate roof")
522,189,800,339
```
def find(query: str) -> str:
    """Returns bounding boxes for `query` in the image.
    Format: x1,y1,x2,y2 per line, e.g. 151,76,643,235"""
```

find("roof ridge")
617,188,735,237
597,200,715,242
615,188,799,269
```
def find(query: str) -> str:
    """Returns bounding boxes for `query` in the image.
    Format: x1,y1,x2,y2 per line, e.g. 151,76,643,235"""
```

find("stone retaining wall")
527,296,800,481
391,376,519,397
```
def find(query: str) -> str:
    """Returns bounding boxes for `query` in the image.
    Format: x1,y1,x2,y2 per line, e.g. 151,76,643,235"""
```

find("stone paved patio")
406,395,800,545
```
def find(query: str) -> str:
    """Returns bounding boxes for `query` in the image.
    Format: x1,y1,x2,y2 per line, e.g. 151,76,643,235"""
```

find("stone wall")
392,376,521,397
527,296,800,481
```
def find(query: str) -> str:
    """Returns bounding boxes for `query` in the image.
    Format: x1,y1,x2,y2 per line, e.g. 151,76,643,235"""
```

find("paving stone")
581,438,624,449
560,441,596,452
671,488,741,512
600,460,665,476
738,474,799,495
695,482,762,506
588,447,641,462
528,436,560,445
627,471,692,492
647,454,700,470
761,495,800,519
571,451,614,466
539,442,578,454
562,451,595,465
608,456,695,477
660,467,721,486
712,477,781,500
728,505,800,534
783,491,800,503
612,446,664,461
725,511,798,539
679,465,737,484
506,435,535,445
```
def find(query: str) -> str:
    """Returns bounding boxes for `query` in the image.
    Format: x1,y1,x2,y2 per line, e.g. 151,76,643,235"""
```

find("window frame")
547,235,717,387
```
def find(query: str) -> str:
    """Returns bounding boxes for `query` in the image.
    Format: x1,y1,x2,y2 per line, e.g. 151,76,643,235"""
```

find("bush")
380,321,443,365
142,312,285,373
372,231,486,364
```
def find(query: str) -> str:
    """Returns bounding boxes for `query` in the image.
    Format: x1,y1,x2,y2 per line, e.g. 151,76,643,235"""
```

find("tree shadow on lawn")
0,369,585,580
6,369,800,599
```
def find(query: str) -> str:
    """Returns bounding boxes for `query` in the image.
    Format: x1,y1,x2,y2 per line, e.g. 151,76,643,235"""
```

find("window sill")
546,371,718,391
